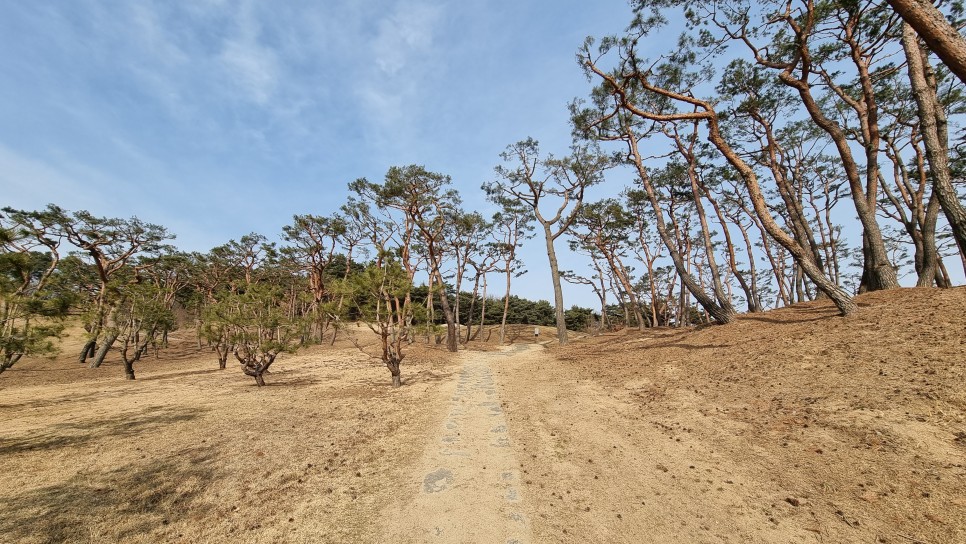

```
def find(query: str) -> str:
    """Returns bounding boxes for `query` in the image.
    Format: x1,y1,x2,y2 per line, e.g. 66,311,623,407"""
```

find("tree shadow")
646,338,731,351
253,374,326,388
136,368,225,382
3,365,82,373
0,406,204,455
0,390,107,411
740,314,831,325
0,446,220,544
560,329,729,354
739,303,841,323
402,369,454,385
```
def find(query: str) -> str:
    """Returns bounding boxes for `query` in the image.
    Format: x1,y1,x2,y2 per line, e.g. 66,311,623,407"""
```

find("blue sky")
1,0,638,307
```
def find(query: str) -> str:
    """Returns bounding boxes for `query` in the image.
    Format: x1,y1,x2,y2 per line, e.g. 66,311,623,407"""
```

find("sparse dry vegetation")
4,1,966,542
2,289,963,543
0,328,459,543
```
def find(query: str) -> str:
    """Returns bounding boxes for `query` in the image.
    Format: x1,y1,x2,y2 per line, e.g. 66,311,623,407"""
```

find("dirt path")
382,345,534,544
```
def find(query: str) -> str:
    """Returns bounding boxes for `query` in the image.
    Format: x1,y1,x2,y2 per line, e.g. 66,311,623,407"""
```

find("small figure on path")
534,327,539,338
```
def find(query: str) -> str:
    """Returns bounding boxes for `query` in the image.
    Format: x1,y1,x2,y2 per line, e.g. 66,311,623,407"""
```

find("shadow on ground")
402,369,454,385
0,406,204,455
0,446,220,544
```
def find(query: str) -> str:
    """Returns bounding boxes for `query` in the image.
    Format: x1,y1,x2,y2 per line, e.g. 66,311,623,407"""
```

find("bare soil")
2,290,964,543
498,287,966,544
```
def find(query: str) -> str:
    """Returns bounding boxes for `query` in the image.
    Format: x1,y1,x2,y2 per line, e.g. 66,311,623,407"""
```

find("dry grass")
0,327,459,544
3,288,964,543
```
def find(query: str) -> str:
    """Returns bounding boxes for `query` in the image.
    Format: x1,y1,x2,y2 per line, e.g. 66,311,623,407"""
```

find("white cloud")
219,39,279,104
216,1,280,105
355,1,445,158
371,1,443,75
0,145,114,213
359,86,404,125
130,3,189,68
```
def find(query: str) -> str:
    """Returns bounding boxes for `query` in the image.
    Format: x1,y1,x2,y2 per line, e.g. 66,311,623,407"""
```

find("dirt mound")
496,287,966,543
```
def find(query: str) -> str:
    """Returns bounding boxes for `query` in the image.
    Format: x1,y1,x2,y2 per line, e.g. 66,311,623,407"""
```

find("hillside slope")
496,287,966,543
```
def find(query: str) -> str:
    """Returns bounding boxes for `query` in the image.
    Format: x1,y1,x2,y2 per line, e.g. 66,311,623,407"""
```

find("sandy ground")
0,329,460,544
497,288,966,544
2,292,964,543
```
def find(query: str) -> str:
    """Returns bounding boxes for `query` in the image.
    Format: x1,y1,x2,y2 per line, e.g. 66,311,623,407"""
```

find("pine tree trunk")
776,71,899,293
624,131,734,324
388,359,402,388
465,276,481,343
475,275,488,341
887,0,966,86
500,265,511,344
433,268,459,352
711,199,758,312
705,115,857,316
542,224,569,345
218,346,229,370
902,23,966,267
686,157,736,314
602,252,646,331
79,339,97,364
89,333,118,368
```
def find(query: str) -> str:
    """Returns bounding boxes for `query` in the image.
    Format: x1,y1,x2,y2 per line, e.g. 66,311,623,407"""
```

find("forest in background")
3,0,966,385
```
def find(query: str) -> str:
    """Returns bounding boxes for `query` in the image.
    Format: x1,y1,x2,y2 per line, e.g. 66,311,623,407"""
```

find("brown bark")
721,4,899,291
879,136,941,287
775,69,899,292
496,214,522,345
633,224,662,325
706,192,759,312
888,0,966,86
90,332,118,368
622,125,734,324
79,339,96,364
582,53,845,316
239,353,276,387
500,266,511,344
217,344,229,369
704,113,857,315
902,22,966,266
433,268,459,352
737,196,789,307
491,141,600,345
474,274,488,341
601,251,646,331
542,224,570,345
676,128,736,315
734,216,764,311
465,281,478,344
919,191,943,286
749,112,826,274
589,257,610,330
